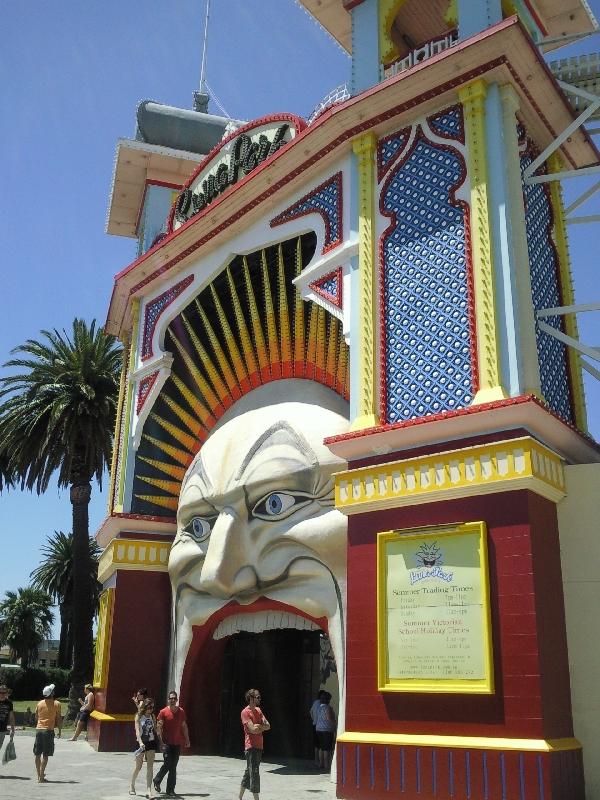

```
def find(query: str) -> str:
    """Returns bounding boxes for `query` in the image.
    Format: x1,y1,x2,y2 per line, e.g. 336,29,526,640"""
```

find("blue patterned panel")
319,274,338,297
428,106,464,142
378,129,410,179
271,173,341,251
382,136,472,423
521,150,573,424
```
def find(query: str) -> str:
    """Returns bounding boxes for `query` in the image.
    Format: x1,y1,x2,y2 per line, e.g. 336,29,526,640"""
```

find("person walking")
153,690,190,797
130,697,159,797
309,690,325,767
315,691,336,771
239,689,270,800
33,684,62,783
69,683,95,741
0,684,15,755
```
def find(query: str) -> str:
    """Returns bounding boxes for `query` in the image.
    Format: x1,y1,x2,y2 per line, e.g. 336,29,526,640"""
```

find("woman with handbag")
130,697,159,797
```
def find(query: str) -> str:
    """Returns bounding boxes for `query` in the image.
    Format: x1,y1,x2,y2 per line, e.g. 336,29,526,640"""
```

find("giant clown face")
168,379,349,729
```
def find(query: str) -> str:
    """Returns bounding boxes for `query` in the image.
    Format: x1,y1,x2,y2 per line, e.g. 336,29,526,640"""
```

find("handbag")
2,739,16,765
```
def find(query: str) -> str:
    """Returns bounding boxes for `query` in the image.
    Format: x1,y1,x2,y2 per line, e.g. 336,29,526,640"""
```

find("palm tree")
0,319,121,715
30,531,102,669
0,587,54,667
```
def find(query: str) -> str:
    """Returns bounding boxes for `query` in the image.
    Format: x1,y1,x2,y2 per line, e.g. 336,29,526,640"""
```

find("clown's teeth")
213,610,320,639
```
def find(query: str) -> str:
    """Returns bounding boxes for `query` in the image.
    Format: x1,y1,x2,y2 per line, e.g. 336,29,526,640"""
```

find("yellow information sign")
377,522,494,694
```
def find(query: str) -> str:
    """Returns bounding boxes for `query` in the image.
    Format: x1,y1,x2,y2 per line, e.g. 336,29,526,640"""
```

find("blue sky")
0,1,599,624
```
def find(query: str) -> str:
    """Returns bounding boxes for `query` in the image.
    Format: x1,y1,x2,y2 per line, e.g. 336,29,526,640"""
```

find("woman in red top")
239,689,270,800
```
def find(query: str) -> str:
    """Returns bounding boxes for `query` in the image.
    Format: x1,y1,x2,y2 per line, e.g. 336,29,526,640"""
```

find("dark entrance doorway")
219,628,322,759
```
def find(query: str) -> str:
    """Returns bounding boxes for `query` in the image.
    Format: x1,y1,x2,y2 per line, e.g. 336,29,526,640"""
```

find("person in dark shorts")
0,684,16,754
309,690,326,767
33,684,62,783
315,691,336,771
130,697,159,797
240,689,270,800
69,683,95,741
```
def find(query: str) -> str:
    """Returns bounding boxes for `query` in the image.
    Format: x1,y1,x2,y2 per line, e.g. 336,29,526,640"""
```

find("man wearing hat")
34,684,62,783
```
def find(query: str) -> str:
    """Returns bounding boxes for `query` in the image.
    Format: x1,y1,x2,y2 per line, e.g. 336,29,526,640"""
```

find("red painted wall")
103,570,172,713
345,489,574,740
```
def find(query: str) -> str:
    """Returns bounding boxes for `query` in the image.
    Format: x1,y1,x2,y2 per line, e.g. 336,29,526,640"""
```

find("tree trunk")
58,602,69,669
67,480,94,721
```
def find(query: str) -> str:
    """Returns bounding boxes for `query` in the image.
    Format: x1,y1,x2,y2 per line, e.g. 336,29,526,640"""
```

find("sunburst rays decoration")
133,234,349,515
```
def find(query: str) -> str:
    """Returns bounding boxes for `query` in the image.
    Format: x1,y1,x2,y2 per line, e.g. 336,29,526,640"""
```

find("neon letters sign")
172,115,303,229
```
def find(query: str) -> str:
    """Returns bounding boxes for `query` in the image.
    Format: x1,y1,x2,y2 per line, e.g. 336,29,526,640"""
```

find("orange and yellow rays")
162,393,207,440
138,456,186,482
170,374,216,429
242,256,269,380
135,494,179,512
210,285,249,392
196,300,241,401
226,265,259,387
169,332,223,415
293,238,305,376
277,244,292,377
181,311,231,409
142,434,194,468
150,412,197,453
305,301,319,380
336,329,349,398
325,316,339,389
315,305,327,382
261,249,280,379
138,475,181,496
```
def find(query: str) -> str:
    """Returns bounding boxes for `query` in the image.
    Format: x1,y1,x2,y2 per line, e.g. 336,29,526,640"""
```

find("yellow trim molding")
117,299,140,509
548,153,588,433
334,436,565,513
351,132,379,431
98,537,170,584
108,333,130,514
337,731,582,752
91,710,135,723
93,589,115,688
458,80,507,405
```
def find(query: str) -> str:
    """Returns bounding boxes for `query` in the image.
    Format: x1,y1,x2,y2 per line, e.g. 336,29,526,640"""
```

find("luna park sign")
172,115,304,230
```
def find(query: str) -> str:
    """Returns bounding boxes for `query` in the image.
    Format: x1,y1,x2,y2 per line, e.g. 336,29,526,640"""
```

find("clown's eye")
252,492,311,521
183,516,214,542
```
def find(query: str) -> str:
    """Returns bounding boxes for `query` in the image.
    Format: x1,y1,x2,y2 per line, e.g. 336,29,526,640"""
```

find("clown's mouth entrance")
217,628,335,759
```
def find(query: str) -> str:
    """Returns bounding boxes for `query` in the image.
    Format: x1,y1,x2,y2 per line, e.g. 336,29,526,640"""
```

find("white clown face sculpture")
168,379,349,729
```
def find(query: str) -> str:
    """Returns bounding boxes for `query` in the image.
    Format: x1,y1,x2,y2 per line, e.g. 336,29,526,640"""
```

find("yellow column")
117,299,140,508
107,333,129,514
351,132,379,430
459,79,507,404
548,153,588,432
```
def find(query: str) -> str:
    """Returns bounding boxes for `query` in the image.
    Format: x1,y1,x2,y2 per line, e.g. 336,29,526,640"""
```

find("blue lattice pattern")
378,129,410,181
270,173,342,253
382,136,472,423
428,106,465,142
521,149,573,423
141,274,194,360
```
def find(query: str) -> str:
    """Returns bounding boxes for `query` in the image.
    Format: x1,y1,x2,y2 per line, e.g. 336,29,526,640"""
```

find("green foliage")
0,588,54,668
30,530,102,611
0,666,71,701
0,318,122,491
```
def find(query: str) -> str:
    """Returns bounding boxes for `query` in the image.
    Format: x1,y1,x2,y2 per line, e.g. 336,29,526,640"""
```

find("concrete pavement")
0,731,336,800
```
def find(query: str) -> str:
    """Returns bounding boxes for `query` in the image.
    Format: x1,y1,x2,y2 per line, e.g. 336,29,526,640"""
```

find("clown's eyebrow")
235,421,317,482
181,452,214,502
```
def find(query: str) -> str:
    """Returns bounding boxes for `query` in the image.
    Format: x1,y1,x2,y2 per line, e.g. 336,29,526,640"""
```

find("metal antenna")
193,0,211,112
199,0,211,94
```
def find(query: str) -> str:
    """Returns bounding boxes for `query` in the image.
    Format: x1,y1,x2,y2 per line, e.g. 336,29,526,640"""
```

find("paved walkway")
0,732,336,800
